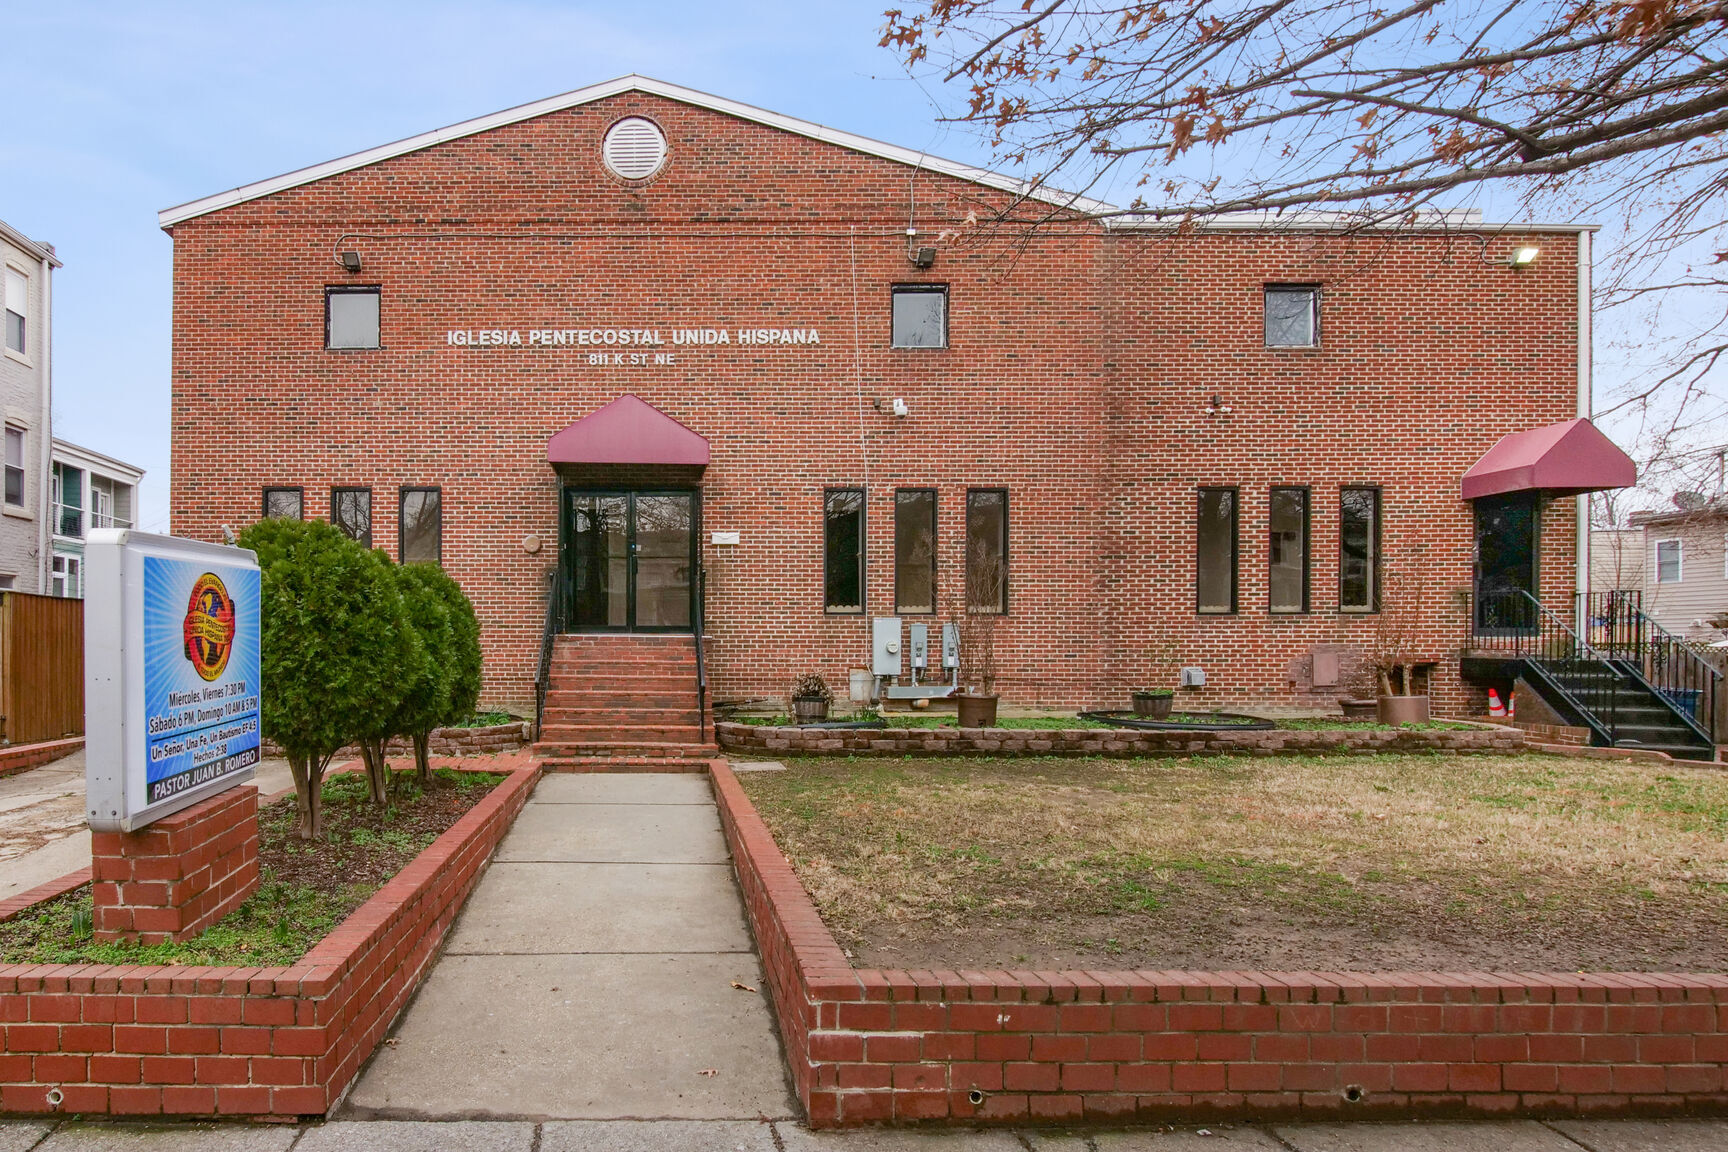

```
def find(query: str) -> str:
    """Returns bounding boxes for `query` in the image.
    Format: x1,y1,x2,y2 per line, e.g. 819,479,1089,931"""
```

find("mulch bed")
0,766,504,967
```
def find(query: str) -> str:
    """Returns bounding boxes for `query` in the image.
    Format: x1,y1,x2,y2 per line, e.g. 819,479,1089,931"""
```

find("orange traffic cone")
1487,688,1506,718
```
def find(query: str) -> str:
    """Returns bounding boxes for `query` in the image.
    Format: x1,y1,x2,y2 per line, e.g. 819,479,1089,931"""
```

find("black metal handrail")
1581,589,1720,746
534,566,569,739
1467,589,1625,744
694,565,708,743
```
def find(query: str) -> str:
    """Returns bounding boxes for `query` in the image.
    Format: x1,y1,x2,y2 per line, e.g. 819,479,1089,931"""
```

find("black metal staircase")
1466,590,1719,762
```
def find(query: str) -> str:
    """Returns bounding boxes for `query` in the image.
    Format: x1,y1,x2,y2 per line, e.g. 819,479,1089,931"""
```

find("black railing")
1580,589,1720,746
1466,589,1626,745
534,566,570,739
694,566,708,743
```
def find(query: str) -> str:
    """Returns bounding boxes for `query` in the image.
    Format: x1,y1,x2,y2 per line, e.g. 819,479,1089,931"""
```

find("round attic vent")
602,118,668,181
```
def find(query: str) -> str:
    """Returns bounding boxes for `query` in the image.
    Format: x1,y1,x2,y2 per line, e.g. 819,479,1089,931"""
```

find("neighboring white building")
49,439,143,598
1593,501,1728,640
0,217,57,593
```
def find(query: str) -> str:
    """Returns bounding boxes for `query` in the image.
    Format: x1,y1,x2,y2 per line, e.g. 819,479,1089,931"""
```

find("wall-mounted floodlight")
910,246,937,268
891,398,909,417
339,251,363,272
1508,246,1539,268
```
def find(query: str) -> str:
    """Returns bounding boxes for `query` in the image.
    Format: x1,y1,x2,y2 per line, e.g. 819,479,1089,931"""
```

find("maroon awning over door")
1460,417,1635,500
546,394,710,466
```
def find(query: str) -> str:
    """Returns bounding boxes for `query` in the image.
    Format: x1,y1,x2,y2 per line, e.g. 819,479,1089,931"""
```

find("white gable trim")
157,75,1117,227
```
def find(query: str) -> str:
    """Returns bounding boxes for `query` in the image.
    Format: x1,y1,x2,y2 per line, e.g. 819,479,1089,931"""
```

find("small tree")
353,558,436,803
238,519,420,839
397,564,483,785
1369,561,1428,698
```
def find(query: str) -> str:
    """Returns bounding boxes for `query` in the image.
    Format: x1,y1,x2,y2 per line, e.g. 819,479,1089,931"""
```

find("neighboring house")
1626,502,1728,640
0,217,57,594
49,439,143,598
1589,526,1647,596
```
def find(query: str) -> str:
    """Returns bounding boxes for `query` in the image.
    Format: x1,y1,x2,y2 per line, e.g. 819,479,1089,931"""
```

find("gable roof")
157,74,1117,228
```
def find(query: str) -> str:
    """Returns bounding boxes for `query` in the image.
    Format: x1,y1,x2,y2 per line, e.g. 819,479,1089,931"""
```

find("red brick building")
160,75,1617,724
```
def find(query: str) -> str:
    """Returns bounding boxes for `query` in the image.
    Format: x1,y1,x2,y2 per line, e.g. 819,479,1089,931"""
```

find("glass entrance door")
1473,491,1539,635
563,489,696,631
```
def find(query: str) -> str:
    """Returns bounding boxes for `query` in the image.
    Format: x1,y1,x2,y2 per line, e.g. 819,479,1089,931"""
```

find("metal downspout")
1575,228,1592,607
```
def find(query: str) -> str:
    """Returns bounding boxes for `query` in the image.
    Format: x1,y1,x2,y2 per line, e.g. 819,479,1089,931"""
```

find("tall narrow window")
262,487,304,520
824,488,865,613
400,487,443,565
1340,487,1381,611
1197,488,1238,614
891,285,948,349
1264,285,1319,347
326,287,380,349
894,488,937,614
965,488,1008,613
332,487,372,548
1268,487,1309,613
3,268,25,355
3,428,23,508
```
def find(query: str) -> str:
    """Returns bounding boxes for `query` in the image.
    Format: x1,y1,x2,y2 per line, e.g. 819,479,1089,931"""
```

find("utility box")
872,617,903,677
941,623,960,670
1180,666,1206,688
909,623,928,671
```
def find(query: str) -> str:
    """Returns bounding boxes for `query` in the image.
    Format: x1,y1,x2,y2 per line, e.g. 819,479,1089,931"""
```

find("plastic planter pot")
1376,694,1431,725
956,694,999,727
792,697,830,723
1132,691,1175,720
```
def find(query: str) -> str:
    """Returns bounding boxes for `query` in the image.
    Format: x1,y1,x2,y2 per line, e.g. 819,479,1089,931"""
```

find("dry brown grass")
739,752,1728,972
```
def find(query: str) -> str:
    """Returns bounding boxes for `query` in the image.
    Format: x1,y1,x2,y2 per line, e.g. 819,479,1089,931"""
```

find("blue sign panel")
141,555,261,806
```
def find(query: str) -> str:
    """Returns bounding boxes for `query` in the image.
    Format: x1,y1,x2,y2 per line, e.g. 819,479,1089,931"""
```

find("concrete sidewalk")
1,1117,1725,1150
343,771,795,1120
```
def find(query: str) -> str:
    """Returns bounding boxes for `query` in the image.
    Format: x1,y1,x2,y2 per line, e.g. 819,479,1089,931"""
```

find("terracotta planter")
956,694,999,728
1376,694,1431,725
1132,691,1175,720
1340,698,1379,721
791,697,830,723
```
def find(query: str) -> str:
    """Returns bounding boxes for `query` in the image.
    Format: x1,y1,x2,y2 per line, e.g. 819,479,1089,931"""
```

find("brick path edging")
709,760,1728,1128
0,756,539,1118
715,722,1527,758
0,739,84,780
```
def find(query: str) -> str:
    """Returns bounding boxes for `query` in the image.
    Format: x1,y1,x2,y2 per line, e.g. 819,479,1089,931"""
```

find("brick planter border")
716,721,1527,759
710,760,1728,1128
0,739,83,780
0,756,538,1118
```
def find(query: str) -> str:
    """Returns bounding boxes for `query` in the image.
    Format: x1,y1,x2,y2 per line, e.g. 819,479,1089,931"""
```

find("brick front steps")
709,760,1728,1128
716,721,1528,758
0,757,537,1118
534,635,718,770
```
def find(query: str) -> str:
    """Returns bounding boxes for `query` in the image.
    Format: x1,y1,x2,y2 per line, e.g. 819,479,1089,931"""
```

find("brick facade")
164,81,1587,716
91,785,260,944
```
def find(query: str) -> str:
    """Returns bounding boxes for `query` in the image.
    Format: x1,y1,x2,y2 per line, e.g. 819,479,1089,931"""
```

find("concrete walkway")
1,1117,1726,1150
343,771,795,1120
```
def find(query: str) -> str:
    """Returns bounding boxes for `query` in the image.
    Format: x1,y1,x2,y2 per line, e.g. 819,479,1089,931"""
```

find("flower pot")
1376,694,1430,725
791,697,830,723
1340,698,1378,721
1132,691,1174,720
956,694,999,728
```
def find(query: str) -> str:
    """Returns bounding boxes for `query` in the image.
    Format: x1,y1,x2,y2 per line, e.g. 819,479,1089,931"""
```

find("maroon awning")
1460,417,1635,500
547,394,709,466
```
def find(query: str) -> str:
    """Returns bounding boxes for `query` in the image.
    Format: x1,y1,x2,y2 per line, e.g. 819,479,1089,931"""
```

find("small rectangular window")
965,489,1008,614
1197,488,1238,614
326,286,380,349
400,487,443,565
331,487,372,548
891,285,947,349
1340,487,1381,611
262,487,304,520
4,268,25,355
50,554,80,599
894,488,937,615
1269,487,1309,613
3,427,23,508
1656,538,1683,583
824,488,865,613
1265,285,1319,347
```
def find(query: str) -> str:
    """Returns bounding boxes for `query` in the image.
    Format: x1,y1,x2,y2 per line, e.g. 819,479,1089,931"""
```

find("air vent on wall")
602,118,668,181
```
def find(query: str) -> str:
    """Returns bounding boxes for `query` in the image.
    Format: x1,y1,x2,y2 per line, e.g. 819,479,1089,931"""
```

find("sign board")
85,530,262,831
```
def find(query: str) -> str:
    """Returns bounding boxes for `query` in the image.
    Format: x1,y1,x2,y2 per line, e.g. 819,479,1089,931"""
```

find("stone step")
537,723,707,744
532,741,718,762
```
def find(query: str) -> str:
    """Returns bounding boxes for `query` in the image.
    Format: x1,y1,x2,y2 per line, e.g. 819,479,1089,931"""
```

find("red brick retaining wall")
717,721,1527,759
710,761,1728,1127
0,739,83,779
0,757,537,1118
92,786,261,944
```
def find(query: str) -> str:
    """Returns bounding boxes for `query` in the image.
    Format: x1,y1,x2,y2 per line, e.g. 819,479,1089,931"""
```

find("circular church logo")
182,573,237,682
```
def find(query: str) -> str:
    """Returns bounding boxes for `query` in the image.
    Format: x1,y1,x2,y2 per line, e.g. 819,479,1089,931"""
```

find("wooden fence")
0,592,82,745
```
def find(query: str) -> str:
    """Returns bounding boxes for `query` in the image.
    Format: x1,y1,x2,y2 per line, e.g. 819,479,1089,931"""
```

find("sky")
3,0,1714,535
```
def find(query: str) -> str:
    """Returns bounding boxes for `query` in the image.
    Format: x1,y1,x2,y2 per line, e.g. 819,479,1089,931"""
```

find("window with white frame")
4,268,26,356
1655,538,1682,583
50,554,80,599
3,428,23,508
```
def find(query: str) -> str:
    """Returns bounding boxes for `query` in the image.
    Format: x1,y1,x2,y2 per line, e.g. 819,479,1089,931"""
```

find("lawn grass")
738,752,1728,972
0,768,503,967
